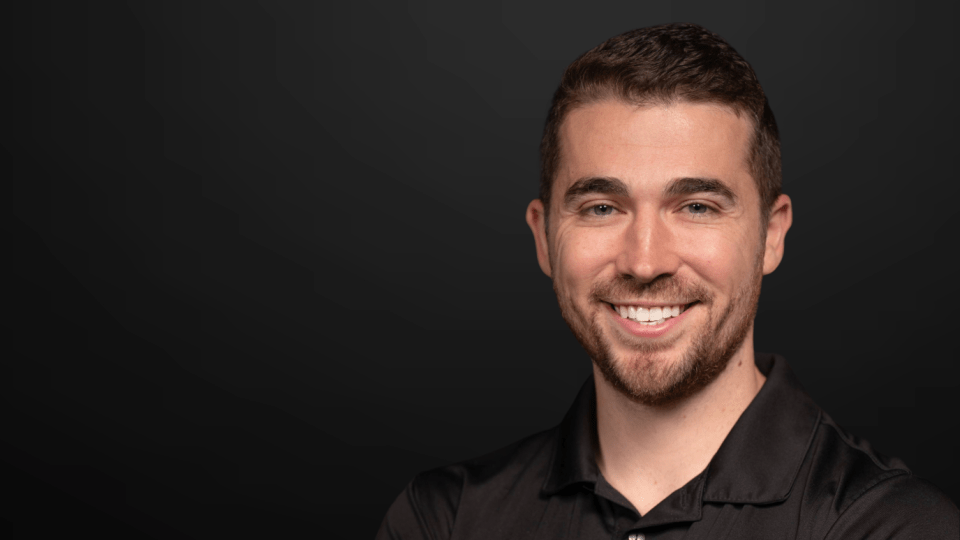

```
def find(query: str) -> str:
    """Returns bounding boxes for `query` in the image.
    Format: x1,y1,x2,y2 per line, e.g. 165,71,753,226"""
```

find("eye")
685,203,714,216
588,204,615,217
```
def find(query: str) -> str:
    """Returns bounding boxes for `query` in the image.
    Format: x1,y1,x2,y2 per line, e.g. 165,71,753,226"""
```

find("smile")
611,303,692,326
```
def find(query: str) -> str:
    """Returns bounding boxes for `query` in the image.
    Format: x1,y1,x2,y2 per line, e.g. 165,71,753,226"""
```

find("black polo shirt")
378,354,958,539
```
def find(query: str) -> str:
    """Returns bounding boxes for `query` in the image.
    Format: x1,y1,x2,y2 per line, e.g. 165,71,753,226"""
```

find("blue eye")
590,204,614,216
687,203,710,215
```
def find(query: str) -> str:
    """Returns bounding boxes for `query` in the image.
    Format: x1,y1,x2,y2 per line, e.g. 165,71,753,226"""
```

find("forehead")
556,100,755,199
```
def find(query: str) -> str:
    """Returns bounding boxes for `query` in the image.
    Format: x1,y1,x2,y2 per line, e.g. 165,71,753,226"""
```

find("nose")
615,211,681,283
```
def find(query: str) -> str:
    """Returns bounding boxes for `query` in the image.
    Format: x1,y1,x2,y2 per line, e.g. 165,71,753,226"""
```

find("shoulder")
801,413,959,538
376,427,558,540
823,473,958,539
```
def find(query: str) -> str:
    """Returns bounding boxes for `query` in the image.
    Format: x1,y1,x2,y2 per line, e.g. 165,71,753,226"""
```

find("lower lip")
610,304,694,338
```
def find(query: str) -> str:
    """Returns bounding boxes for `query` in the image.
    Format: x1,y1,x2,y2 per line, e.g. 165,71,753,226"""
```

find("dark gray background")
6,1,957,538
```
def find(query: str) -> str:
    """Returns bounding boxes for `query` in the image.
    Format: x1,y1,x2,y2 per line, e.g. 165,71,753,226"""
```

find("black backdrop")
6,1,958,538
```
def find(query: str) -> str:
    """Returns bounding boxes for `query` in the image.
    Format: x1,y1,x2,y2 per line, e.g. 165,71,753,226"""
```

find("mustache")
590,274,713,304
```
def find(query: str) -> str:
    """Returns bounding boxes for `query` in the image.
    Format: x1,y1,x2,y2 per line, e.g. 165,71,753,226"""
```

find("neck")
593,339,766,516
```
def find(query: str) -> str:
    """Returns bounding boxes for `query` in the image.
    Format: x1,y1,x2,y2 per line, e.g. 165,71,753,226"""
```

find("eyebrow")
562,175,738,207
663,177,738,204
563,177,629,206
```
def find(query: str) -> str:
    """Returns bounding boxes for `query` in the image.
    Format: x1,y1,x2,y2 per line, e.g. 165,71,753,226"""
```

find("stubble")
554,252,764,407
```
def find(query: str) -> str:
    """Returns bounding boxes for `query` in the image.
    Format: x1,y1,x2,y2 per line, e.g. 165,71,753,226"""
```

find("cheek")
677,229,755,282
553,229,619,285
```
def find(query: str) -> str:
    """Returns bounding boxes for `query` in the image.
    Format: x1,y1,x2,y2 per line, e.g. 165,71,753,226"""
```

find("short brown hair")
539,23,781,225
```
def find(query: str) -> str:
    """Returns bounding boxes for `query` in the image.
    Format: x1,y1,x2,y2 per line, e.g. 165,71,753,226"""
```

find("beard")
554,251,763,407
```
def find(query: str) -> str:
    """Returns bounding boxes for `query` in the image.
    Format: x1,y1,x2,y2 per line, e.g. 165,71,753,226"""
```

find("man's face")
526,100,790,405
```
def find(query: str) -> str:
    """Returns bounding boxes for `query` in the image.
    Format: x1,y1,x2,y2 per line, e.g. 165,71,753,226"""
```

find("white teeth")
615,304,687,324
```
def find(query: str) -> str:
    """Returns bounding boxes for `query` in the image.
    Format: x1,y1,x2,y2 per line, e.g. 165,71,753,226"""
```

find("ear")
762,194,793,275
525,199,553,277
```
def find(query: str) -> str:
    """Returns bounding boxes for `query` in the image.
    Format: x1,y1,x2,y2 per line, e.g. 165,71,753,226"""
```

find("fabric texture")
377,354,959,539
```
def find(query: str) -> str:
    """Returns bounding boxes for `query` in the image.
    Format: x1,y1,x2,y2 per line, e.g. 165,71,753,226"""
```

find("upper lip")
608,301,696,307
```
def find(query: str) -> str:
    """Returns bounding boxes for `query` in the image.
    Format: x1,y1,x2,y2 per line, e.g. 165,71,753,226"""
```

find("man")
378,23,959,539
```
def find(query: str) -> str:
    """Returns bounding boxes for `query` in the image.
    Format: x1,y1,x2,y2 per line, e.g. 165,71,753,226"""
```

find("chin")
595,341,735,406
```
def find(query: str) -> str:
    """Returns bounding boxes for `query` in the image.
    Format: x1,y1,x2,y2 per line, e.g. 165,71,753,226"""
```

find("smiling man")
378,23,958,539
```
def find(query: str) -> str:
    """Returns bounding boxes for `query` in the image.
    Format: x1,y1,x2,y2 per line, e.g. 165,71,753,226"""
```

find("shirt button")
627,534,645,540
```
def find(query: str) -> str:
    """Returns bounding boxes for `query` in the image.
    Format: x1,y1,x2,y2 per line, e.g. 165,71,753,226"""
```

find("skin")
525,100,792,515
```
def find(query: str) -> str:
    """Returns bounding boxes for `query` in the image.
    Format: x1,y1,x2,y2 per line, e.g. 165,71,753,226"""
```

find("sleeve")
376,469,463,540
823,474,959,539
